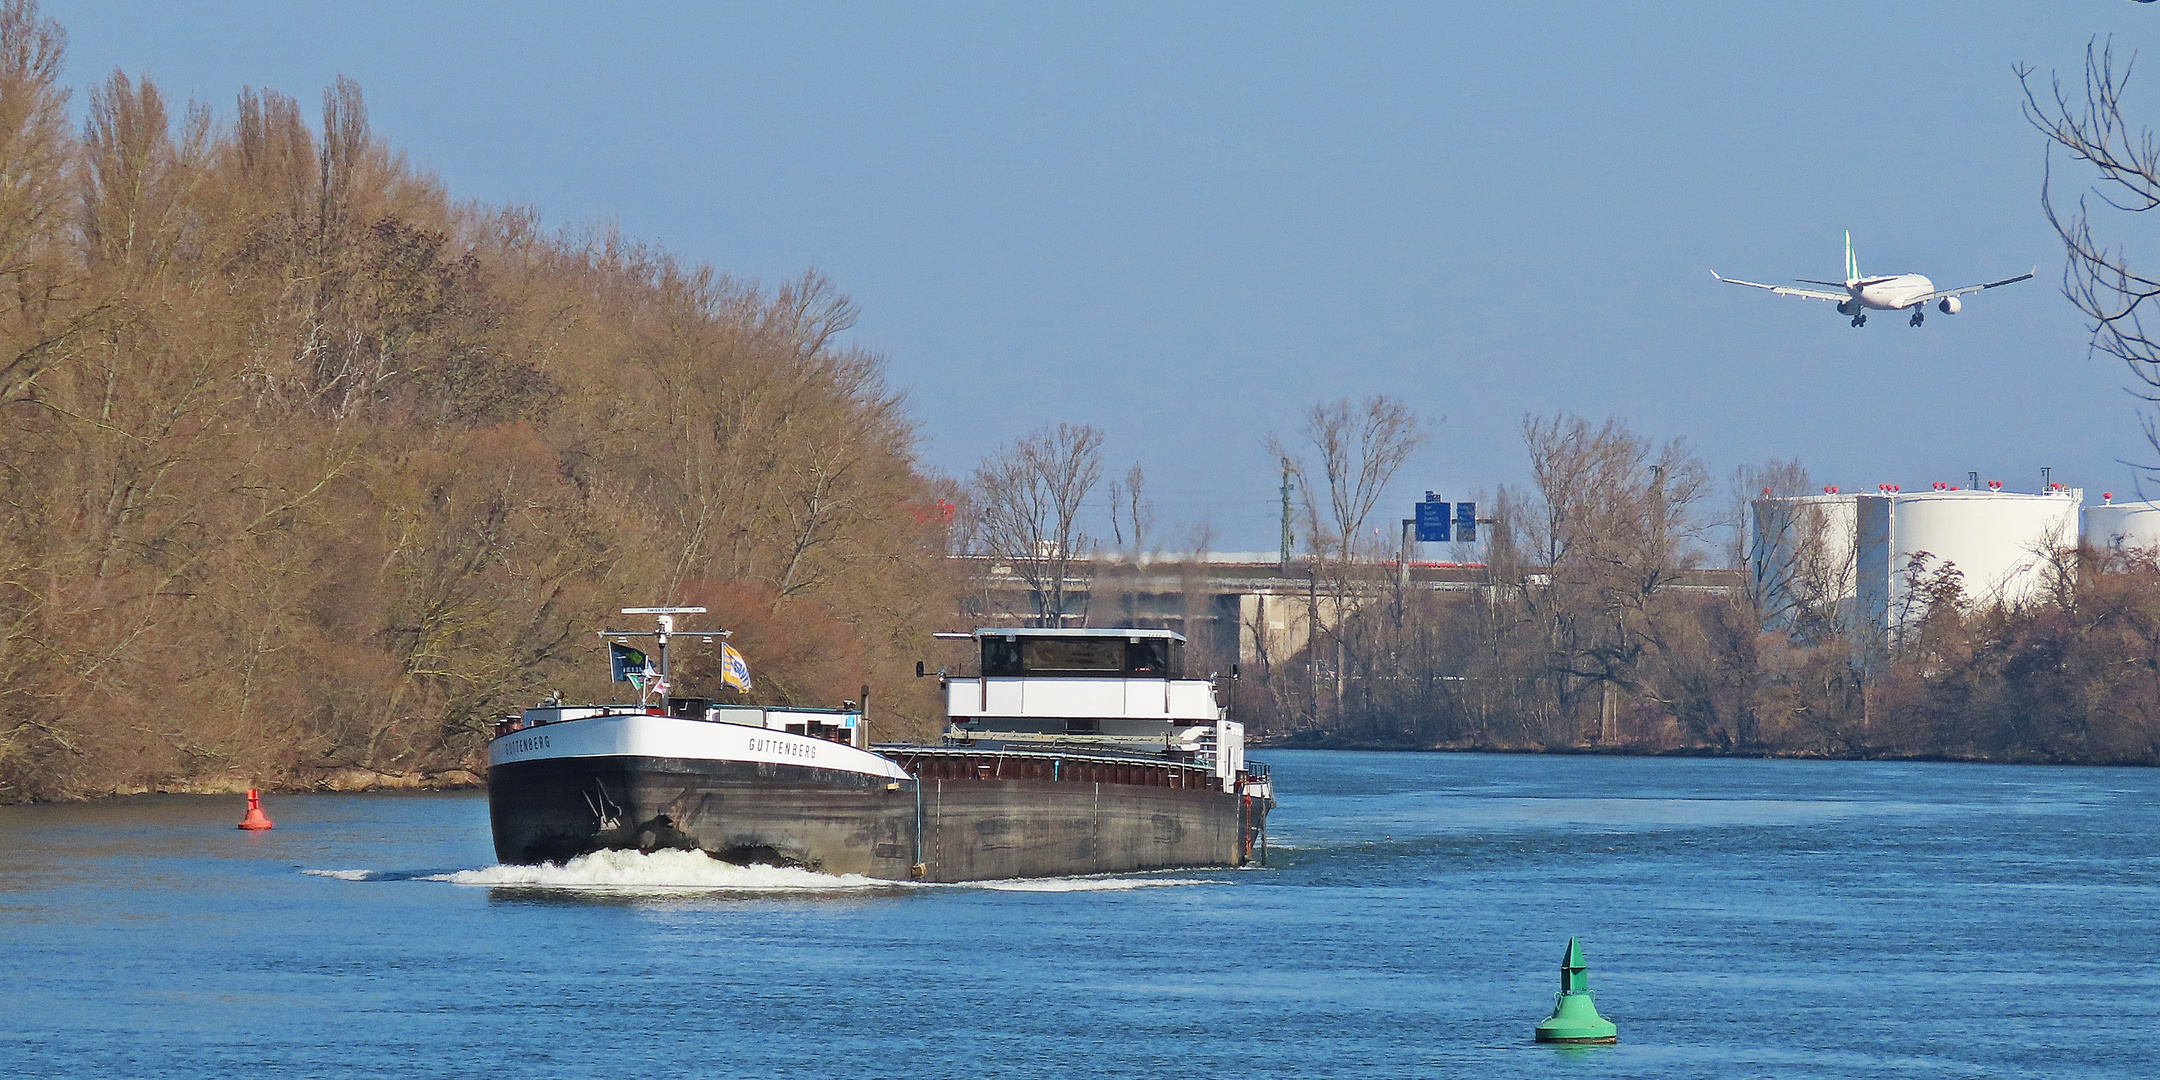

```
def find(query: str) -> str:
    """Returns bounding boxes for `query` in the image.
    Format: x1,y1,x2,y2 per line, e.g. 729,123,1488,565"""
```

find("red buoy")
237,788,275,831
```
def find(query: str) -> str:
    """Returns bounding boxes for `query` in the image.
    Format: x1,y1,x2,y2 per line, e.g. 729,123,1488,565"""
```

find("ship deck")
875,743,1269,792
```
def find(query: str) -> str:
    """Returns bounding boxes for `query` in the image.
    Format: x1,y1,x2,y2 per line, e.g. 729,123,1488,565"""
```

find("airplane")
1712,232,2033,327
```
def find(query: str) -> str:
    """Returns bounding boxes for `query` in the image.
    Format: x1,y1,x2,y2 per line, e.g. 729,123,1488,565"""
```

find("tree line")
949,393,2160,766
1238,410,2160,765
0,1,961,800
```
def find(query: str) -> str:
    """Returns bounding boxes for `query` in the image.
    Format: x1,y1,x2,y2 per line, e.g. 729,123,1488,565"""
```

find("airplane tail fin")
1845,230,1859,285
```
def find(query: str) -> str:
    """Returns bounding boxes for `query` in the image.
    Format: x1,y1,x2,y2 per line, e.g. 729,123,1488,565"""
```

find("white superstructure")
940,627,1255,788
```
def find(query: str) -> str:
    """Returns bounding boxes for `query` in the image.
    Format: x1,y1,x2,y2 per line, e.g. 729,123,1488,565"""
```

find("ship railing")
879,745,1218,790
496,704,648,737
496,701,867,741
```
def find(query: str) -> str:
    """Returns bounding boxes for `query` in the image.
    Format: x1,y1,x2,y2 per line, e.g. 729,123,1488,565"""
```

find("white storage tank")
1879,489,2079,609
2084,498,2160,551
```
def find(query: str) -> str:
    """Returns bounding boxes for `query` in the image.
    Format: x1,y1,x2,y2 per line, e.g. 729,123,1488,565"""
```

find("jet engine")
1835,300,1855,316
1938,296,1962,315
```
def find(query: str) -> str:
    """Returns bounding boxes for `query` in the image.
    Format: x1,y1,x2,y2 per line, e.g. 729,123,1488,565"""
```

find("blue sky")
46,1,2160,551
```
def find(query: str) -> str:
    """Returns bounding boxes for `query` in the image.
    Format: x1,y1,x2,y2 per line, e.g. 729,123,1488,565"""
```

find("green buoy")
1534,936,1618,1044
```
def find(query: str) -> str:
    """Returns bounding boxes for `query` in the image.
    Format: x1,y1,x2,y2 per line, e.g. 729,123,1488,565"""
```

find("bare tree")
1732,460,1867,643
969,423,1103,626
1265,395,1427,723
0,0,68,276
1106,461,1153,557
1498,414,1711,743
1747,494,1858,646
1270,396,1428,570
1727,459,1809,567
0,0,84,411
2021,40,2160,464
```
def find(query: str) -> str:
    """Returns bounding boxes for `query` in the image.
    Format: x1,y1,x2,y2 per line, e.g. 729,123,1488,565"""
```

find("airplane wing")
1914,270,2036,305
1710,271,1848,302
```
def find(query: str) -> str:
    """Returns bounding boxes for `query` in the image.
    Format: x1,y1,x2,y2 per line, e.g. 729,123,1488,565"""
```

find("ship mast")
601,606,723,704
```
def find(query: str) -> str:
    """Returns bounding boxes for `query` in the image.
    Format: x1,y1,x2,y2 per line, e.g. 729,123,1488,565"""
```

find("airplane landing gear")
1909,309,1924,327
1850,312,1867,327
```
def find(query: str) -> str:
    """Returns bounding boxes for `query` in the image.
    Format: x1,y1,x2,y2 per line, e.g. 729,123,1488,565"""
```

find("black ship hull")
488,751,1268,882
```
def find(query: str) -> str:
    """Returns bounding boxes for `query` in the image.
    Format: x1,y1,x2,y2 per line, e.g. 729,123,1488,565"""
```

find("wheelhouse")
977,628,1187,679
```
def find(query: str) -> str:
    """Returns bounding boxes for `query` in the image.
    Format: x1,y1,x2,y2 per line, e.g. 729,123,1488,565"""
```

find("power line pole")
1399,519,1414,597
1279,458,1293,574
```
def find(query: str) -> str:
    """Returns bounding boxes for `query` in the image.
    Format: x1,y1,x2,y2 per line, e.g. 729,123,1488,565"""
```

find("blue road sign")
1415,498,1451,542
1455,502,1476,543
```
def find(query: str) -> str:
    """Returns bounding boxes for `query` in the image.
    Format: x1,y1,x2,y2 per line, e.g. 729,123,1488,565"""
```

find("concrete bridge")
954,553,1501,671
952,552,1744,673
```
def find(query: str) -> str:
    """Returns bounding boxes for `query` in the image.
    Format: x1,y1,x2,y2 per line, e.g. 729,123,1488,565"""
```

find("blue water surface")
2,751,2155,1079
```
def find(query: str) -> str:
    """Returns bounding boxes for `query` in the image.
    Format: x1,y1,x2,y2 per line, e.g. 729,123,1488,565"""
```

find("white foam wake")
302,868,380,881
421,848,890,892
305,850,1225,894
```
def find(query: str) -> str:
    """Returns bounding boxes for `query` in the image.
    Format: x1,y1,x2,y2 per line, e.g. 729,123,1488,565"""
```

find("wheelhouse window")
982,636,1023,676
1021,637,1124,674
1125,638,1172,676
978,635,1185,678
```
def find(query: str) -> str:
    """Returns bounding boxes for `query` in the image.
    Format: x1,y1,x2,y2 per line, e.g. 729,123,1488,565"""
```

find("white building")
1752,486,2080,646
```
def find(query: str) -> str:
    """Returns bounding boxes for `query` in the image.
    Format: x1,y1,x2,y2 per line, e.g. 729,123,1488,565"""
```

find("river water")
1,751,2154,1079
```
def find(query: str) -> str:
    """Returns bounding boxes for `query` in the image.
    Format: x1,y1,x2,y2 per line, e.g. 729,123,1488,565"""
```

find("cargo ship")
486,610,1272,882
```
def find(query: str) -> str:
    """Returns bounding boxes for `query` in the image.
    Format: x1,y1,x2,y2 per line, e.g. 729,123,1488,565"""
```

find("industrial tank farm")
1752,481,2082,641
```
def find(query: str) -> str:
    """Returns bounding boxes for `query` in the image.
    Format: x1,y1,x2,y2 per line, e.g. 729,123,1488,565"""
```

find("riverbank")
2,767,484,804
